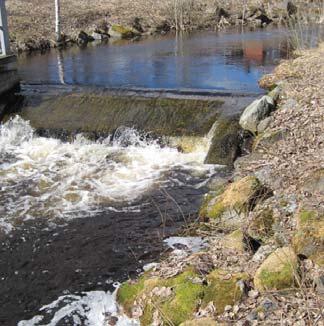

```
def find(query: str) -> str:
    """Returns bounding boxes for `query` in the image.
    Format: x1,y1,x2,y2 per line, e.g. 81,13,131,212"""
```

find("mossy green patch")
117,276,146,315
206,176,263,222
203,270,247,314
118,268,247,324
293,209,324,265
254,247,298,292
258,263,295,290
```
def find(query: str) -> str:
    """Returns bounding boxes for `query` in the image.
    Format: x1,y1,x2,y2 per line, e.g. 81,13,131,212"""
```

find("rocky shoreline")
114,44,324,325
6,0,307,53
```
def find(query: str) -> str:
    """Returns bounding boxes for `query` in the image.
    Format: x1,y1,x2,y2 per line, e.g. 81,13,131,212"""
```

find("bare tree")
55,0,61,42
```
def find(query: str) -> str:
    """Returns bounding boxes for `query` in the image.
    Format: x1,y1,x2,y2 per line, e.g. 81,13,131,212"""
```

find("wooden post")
0,0,10,56
55,0,61,42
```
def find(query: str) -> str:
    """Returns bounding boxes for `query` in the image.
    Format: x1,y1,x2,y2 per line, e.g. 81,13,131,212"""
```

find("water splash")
0,116,214,233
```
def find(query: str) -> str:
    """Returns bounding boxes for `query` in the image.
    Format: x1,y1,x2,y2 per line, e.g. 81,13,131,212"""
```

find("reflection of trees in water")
57,50,65,84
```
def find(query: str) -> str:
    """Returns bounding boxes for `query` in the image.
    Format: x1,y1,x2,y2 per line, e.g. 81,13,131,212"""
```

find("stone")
254,247,298,292
253,128,288,151
92,31,109,41
77,31,94,44
248,206,275,241
252,245,276,263
267,86,282,103
315,275,324,296
287,1,298,16
257,117,273,133
282,98,297,111
202,176,265,228
204,116,241,167
239,96,275,133
117,268,247,325
292,209,324,266
109,25,137,39
222,230,245,252
302,169,324,196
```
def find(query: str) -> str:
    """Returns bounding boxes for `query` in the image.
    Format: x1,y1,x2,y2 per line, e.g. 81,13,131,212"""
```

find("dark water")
17,27,290,93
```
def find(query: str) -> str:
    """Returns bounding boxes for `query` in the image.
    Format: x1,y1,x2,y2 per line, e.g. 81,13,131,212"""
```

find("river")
0,27,290,325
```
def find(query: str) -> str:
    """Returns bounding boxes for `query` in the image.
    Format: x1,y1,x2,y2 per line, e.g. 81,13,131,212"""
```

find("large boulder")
292,209,324,266
200,176,265,228
239,96,275,133
204,117,241,167
254,247,298,292
109,24,138,39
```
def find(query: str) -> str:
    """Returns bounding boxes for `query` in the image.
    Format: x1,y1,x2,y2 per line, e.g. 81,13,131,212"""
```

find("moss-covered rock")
201,176,264,228
292,209,324,266
203,270,248,314
254,247,298,292
118,269,204,325
248,206,275,241
253,128,288,151
118,269,247,325
222,229,245,252
109,24,138,39
204,117,241,167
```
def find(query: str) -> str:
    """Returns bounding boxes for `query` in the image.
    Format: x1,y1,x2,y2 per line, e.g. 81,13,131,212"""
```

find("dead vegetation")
6,0,324,52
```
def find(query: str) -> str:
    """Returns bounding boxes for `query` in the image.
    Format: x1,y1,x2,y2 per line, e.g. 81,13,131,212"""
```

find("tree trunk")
55,0,61,42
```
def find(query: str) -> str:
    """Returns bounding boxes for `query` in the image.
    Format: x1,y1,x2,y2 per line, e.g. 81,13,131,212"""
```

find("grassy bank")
115,43,324,325
6,0,324,52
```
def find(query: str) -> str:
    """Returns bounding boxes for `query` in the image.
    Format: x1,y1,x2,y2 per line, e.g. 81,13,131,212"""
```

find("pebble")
248,290,259,299
224,305,232,312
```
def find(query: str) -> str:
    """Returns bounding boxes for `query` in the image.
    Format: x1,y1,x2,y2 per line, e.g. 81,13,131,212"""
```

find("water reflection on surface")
17,27,290,92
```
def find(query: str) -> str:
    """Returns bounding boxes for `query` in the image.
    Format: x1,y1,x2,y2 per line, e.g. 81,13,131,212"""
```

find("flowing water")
0,27,291,325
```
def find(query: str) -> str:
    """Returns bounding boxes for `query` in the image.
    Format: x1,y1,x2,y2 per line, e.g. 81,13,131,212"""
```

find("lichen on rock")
254,247,298,292
292,209,324,266
200,176,265,228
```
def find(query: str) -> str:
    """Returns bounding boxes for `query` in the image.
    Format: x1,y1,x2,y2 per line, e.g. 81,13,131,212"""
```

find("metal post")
0,0,10,56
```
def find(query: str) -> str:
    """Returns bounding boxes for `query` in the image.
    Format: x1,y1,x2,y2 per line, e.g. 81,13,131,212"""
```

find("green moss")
299,210,317,225
293,209,324,265
206,176,263,221
160,270,204,325
203,270,247,314
254,247,298,292
117,276,145,314
258,263,295,290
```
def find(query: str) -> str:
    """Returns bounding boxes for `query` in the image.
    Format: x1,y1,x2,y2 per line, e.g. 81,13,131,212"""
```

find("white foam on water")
18,288,139,326
0,116,215,232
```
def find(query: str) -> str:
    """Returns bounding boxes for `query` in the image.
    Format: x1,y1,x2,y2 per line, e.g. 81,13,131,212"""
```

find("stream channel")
0,27,290,325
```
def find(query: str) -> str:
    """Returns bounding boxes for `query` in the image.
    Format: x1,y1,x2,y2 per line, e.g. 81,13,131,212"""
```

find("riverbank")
115,44,324,325
6,0,322,53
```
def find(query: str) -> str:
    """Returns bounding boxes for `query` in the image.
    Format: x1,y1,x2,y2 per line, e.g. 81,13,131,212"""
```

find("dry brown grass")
5,0,301,45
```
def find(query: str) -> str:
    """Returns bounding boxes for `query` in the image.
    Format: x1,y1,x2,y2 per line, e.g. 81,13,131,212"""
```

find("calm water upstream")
18,27,290,93
0,27,291,325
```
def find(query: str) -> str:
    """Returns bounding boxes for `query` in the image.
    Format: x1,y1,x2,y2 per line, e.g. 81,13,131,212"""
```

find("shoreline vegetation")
6,0,324,53
115,43,324,325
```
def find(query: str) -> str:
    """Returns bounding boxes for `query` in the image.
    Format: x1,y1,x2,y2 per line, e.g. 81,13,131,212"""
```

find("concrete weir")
17,84,257,140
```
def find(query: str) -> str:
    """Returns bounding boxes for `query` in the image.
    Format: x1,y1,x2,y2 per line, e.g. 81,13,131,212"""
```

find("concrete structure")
0,0,10,56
